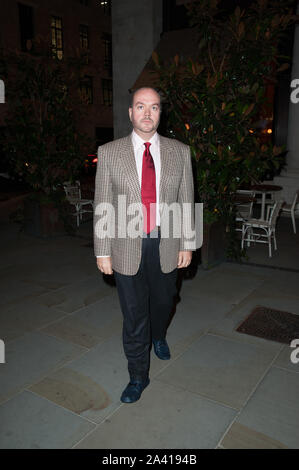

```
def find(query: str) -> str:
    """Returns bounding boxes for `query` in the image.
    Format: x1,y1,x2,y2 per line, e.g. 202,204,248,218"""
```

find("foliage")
2,38,91,203
154,0,296,258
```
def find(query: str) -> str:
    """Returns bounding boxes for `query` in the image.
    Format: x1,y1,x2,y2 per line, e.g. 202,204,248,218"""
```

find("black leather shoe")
153,339,171,360
120,378,150,404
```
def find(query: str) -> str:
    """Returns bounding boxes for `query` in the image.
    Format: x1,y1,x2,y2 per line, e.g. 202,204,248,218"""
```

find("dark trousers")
114,231,177,381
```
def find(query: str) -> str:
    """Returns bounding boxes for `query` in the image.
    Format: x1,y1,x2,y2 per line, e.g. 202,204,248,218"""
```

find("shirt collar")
131,130,158,149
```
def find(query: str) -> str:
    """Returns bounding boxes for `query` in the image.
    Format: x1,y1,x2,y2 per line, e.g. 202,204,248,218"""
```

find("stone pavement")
0,218,299,449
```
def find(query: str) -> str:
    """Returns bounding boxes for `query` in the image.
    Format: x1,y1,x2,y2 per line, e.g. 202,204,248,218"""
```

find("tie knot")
144,142,151,152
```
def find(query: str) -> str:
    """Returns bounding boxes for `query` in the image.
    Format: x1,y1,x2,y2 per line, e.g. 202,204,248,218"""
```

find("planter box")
24,198,75,238
201,221,227,269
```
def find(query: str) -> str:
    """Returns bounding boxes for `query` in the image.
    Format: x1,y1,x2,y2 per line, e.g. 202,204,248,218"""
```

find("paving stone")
0,331,86,404
221,367,299,448
36,275,113,313
40,293,122,348
29,367,112,415
221,422,288,449
155,334,277,410
0,300,65,343
179,268,264,305
0,390,95,449
74,380,236,449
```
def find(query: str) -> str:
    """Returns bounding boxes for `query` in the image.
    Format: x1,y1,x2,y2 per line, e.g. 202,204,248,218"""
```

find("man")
94,87,195,403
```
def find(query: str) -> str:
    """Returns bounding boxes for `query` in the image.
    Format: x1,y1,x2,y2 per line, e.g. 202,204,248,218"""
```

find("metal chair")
281,190,299,234
63,180,94,227
241,200,283,257
234,190,255,232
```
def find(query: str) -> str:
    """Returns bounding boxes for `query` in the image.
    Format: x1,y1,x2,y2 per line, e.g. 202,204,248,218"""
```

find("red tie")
141,142,156,234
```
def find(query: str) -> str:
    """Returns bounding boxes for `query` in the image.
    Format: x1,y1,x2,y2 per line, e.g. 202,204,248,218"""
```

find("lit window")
51,16,63,60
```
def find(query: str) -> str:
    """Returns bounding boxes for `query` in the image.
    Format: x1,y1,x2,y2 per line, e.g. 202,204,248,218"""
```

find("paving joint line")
215,341,285,448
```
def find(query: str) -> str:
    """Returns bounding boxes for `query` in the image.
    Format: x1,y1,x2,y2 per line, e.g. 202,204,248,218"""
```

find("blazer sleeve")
93,146,113,257
178,145,196,251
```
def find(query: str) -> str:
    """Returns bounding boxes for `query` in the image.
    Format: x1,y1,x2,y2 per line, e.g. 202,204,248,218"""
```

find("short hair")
129,86,162,111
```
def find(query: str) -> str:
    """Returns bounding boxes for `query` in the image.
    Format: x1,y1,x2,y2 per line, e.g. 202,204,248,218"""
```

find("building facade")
0,0,113,154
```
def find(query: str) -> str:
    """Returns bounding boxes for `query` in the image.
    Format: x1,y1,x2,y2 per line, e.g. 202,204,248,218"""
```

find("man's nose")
144,108,151,116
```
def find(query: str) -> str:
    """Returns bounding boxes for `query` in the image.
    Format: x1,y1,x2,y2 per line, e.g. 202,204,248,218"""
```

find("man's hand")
97,257,113,275
177,251,192,269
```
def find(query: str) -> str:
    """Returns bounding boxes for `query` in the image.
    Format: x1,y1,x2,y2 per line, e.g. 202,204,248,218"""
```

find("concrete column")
111,0,162,138
274,1,299,210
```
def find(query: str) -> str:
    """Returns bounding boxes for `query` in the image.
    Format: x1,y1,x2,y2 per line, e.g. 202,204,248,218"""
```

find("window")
102,33,112,76
102,79,112,106
51,16,63,60
80,76,93,104
79,25,89,49
99,0,111,16
18,3,34,51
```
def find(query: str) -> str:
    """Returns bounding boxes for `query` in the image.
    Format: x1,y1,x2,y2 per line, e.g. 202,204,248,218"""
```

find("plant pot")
201,220,227,269
24,198,75,238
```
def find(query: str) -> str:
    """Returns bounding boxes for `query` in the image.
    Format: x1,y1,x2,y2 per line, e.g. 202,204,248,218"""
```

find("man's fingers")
177,251,192,269
177,253,183,268
97,257,113,275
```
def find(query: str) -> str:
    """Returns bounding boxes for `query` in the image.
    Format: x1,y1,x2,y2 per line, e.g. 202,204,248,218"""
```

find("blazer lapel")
120,134,141,203
159,135,173,204
119,134,174,207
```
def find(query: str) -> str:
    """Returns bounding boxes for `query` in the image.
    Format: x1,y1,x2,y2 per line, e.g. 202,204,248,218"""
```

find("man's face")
129,88,161,138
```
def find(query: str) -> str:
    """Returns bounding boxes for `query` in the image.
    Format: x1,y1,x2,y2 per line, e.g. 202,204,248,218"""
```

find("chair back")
268,200,283,226
235,190,255,219
236,190,255,197
63,181,81,201
291,190,299,210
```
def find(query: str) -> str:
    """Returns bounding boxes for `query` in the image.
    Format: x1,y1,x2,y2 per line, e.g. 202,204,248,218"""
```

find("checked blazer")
93,133,196,275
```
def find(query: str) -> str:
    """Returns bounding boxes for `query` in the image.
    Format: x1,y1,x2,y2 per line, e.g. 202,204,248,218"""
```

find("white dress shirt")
96,131,161,258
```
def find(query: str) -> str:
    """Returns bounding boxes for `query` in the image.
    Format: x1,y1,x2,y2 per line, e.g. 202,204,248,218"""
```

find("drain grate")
236,305,299,344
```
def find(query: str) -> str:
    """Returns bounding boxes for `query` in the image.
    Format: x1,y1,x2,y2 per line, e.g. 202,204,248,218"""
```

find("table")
250,184,282,220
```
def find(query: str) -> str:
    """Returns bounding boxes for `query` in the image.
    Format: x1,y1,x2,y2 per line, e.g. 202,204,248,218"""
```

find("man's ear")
128,107,132,121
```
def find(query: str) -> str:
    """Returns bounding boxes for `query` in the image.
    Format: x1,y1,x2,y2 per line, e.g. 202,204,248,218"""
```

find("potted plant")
154,0,295,266
2,38,91,237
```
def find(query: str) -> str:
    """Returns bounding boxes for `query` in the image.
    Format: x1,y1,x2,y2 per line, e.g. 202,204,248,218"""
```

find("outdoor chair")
241,200,283,257
234,189,255,232
63,180,94,227
280,190,299,234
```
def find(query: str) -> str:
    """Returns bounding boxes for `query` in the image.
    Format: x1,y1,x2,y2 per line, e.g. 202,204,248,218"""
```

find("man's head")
129,87,161,139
